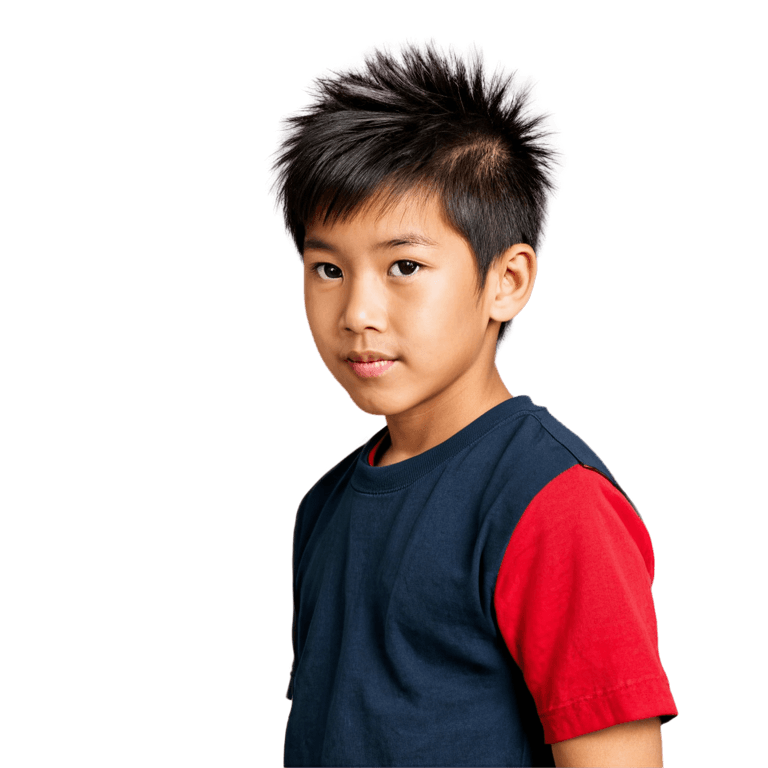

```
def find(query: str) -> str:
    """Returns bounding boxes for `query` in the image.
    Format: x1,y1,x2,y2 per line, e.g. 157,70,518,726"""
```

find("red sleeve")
494,464,678,744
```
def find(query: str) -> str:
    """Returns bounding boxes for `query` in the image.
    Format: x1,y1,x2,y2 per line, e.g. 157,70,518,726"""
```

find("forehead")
304,189,460,248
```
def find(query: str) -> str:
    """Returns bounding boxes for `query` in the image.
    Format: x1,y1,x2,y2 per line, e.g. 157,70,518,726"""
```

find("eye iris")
319,264,338,277
319,262,417,278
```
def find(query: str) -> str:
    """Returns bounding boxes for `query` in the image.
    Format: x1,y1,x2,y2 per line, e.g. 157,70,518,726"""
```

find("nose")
342,274,387,334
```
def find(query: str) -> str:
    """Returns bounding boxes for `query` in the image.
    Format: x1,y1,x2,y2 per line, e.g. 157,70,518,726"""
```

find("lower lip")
347,359,397,378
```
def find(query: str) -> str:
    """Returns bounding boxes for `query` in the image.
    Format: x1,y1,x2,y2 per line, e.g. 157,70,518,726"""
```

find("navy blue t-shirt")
284,396,676,767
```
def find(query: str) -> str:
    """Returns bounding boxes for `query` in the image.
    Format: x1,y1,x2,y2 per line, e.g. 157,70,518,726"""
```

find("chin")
346,392,391,416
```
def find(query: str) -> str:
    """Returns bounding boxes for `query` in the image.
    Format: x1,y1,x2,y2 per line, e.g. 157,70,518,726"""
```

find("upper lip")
347,351,397,362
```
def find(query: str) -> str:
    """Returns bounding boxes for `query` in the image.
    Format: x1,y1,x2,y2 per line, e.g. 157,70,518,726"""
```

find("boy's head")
274,44,555,346
293,190,540,420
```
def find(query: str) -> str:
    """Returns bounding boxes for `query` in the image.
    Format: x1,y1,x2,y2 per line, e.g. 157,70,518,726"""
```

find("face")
303,193,506,421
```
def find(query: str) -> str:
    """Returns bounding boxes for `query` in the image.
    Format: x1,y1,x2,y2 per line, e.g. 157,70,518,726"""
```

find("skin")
303,192,532,464
551,717,663,767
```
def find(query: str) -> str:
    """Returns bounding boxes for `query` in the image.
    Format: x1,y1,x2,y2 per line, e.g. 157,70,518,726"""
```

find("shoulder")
302,442,362,506
514,464,654,578
292,439,366,557
506,405,618,485
464,399,616,488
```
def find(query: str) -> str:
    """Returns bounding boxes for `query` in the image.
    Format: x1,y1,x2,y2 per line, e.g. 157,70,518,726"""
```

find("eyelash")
310,261,422,280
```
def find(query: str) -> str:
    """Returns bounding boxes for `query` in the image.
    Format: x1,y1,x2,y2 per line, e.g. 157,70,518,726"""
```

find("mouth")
347,357,396,363
347,357,397,363
347,359,397,378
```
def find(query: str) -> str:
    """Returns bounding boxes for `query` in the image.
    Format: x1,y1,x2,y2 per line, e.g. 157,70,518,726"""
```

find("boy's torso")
285,396,620,767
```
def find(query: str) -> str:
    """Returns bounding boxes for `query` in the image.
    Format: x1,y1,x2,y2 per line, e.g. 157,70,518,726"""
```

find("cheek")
396,281,480,345
304,291,328,326
304,290,332,337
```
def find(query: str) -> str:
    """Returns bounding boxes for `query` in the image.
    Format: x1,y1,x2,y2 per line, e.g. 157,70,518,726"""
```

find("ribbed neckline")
351,396,540,494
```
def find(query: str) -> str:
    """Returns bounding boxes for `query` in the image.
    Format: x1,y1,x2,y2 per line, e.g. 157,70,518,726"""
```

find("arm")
551,716,662,767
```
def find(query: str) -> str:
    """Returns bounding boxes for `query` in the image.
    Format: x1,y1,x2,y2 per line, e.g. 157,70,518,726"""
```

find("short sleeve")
493,464,678,744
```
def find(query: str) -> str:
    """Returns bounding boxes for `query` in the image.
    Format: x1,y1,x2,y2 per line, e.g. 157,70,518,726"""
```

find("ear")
487,244,537,323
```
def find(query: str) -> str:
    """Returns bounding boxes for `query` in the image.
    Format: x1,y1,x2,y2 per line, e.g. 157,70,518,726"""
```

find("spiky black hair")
273,44,556,344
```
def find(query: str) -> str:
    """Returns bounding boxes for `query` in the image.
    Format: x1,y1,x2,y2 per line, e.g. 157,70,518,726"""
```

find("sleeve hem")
541,674,678,744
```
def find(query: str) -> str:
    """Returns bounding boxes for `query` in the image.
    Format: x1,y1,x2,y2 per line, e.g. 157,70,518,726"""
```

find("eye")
392,259,421,277
311,262,341,280
310,259,422,282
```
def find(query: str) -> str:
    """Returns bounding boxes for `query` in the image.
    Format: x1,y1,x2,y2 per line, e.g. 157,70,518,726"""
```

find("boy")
274,45,677,767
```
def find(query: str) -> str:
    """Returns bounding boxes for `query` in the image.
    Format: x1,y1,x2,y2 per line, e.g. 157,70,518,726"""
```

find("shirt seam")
350,406,544,496
538,673,666,717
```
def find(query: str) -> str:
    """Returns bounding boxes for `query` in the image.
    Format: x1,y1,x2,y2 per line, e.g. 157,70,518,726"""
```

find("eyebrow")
303,233,438,252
